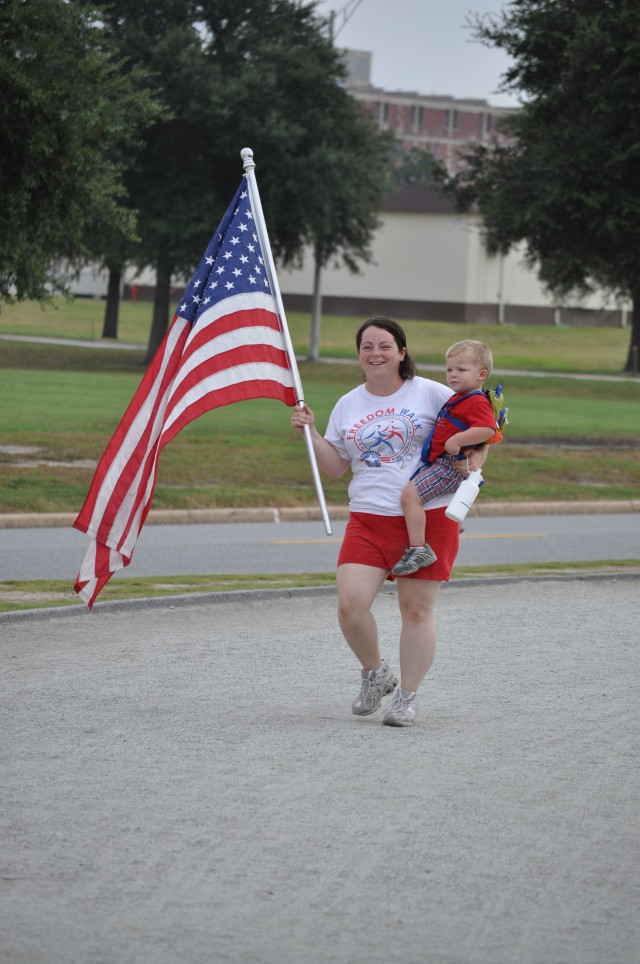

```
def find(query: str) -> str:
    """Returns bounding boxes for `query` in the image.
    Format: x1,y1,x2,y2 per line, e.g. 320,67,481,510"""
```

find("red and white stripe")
74,291,295,608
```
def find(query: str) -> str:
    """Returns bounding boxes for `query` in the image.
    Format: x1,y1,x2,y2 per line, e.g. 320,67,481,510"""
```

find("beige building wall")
278,211,469,303
278,209,629,327
68,210,629,329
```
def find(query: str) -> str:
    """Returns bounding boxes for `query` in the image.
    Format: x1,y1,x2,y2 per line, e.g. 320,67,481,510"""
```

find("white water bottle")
445,469,483,523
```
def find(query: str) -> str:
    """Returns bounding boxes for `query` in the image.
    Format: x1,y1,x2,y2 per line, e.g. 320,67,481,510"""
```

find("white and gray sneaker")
383,688,417,727
352,661,398,716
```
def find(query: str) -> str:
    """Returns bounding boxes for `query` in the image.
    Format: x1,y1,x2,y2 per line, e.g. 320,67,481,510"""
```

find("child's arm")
445,426,495,456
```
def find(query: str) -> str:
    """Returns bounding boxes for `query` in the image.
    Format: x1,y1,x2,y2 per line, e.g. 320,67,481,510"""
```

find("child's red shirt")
428,392,495,462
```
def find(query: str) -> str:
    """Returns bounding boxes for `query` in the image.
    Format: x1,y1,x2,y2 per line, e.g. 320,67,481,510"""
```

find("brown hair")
355,316,417,380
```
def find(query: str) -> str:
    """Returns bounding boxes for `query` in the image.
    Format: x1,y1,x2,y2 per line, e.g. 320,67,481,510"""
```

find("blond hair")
446,339,493,374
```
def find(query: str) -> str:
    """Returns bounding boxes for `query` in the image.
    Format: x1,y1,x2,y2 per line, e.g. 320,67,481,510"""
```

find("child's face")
445,354,489,394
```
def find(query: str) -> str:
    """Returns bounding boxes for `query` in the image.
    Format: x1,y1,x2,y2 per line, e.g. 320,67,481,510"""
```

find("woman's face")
358,326,406,378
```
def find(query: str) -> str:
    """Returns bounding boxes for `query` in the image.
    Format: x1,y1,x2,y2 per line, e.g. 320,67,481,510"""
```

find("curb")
0,500,639,529
1,571,638,623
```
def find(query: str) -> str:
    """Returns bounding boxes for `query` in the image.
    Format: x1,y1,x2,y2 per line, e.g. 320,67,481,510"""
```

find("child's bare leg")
392,482,438,577
401,482,427,547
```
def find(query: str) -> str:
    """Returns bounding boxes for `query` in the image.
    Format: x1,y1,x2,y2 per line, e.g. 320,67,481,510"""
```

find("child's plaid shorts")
413,455,462,507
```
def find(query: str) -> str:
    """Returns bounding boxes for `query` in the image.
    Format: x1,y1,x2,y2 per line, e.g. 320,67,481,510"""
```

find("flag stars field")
174,191,273,328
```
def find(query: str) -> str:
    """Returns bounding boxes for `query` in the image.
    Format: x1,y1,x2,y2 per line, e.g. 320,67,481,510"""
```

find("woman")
291,316,486,727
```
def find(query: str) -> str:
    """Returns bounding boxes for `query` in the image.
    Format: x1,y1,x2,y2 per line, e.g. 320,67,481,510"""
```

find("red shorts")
337,509,460,582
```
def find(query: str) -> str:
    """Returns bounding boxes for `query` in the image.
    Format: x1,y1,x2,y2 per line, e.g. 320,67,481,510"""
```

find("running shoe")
391,544,437,576
383,689,417,727
352,662,398,716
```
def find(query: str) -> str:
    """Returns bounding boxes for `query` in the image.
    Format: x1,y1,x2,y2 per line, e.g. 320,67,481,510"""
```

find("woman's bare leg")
336,563,388,670
396,578,441,692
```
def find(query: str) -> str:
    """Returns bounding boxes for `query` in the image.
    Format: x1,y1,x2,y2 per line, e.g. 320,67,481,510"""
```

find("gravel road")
1,576,638,964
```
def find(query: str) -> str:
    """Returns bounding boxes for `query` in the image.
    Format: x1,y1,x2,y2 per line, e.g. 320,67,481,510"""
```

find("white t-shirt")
324,376,454,516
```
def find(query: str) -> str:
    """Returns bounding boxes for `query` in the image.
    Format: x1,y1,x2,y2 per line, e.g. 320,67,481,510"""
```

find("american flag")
74,178,296,608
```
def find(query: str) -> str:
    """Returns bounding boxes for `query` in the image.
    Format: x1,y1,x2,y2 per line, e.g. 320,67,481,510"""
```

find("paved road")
1,578,638,963
1,512,638,581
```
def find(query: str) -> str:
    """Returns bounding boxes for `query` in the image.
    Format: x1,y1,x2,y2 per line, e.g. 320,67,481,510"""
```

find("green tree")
0,0,156,303
97,0,392,362
90,227,140,340
442,0,640,372
261,63,394,360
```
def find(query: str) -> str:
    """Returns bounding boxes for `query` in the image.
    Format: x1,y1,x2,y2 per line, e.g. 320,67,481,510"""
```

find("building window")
478,112,493,137
444,109,458,134
373,101,389,127
411,105,423,132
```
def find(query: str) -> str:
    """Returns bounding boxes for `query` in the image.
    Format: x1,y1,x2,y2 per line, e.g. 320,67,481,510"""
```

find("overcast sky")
315,0,519,107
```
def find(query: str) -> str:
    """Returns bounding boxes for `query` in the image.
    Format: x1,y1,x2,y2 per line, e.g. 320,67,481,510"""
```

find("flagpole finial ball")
241,148,255,172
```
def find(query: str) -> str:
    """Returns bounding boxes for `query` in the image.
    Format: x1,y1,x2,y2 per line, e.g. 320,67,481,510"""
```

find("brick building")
342,49,515,173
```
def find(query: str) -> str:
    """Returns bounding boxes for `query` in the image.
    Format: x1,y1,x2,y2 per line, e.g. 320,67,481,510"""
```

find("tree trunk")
101,267,121,339
144,257,172,364
308,253,322,361
623,290,640,373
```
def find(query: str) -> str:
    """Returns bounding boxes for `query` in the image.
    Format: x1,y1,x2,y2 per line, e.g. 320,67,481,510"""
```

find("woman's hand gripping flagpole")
241,147,333,536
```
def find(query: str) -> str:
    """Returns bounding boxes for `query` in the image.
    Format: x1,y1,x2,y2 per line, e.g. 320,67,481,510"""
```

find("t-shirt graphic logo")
354,414,415,467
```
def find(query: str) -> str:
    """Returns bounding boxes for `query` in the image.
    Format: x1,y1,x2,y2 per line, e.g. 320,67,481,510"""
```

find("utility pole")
327,0,364,40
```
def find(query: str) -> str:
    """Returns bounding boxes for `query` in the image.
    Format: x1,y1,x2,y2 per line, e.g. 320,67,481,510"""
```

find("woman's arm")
458,444,489,474
291,404,350,479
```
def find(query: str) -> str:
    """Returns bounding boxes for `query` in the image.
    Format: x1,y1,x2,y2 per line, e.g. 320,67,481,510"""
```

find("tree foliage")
96,0,393,359
2,0,391,359
443,0,640,372
0,0,158,303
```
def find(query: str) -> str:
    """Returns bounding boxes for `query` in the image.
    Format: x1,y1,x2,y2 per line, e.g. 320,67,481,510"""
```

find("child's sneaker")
383,688,417,727
352,661,398,716
392,543,437,576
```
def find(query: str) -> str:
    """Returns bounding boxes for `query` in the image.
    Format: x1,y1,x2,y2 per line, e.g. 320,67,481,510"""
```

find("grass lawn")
1,303,639,512
1,295,636,373
1,357,639,512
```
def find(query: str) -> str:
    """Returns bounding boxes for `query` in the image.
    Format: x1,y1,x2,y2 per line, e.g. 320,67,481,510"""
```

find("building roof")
350,83,517,114
380,183,457,214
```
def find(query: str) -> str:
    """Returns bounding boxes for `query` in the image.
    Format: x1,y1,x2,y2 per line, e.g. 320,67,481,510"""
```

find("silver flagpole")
241,147,333,536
